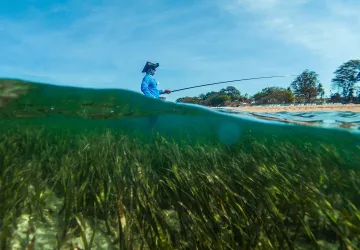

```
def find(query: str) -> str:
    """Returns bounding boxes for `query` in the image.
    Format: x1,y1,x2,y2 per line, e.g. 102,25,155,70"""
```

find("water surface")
1,79,359,249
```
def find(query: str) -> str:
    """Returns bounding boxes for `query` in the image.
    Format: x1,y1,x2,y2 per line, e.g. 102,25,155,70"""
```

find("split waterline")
1,79,359,249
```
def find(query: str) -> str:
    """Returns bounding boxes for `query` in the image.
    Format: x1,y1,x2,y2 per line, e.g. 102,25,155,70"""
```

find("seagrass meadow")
1,79,360,249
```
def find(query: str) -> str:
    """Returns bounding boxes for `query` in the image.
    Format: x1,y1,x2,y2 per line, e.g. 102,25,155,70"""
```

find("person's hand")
164,89,171,94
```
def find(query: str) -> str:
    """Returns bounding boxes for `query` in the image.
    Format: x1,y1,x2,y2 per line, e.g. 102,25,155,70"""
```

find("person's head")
142,62,159,76
147,67,156,76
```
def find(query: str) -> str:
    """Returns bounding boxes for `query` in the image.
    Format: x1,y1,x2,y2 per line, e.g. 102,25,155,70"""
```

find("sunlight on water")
215,107,360,131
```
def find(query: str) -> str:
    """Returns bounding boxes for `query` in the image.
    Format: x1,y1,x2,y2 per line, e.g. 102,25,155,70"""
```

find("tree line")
176,59,360,106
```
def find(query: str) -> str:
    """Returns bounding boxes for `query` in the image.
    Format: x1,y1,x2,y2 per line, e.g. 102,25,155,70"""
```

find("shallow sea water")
214,108,360,131
1,79,360,249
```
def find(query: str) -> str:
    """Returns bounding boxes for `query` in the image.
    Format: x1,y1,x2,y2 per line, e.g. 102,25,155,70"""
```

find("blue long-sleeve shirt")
141,74,164,99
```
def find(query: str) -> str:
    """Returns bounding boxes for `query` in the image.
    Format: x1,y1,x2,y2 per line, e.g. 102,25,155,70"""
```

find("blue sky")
1,0,360,101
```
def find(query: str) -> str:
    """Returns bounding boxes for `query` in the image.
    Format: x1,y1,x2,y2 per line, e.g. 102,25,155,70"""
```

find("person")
141,61,171,99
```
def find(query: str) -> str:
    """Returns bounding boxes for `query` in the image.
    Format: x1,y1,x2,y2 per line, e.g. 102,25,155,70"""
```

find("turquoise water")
1,79,360,150
1,79,360,249
215,108,360,131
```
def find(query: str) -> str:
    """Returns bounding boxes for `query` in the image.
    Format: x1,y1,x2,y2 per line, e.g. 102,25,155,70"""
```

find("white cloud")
216,0,360,96
223,0,360,61
3,0,358,99
1,0,270,94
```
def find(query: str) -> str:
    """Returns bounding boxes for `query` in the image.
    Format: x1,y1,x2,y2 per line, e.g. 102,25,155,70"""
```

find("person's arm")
141,77,156,98
155,81,170,95
158,85,171,95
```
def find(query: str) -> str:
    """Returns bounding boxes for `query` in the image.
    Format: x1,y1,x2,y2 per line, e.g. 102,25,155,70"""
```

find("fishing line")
171,75,296,93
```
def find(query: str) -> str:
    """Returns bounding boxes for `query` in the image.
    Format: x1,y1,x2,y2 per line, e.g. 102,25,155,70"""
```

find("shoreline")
212,104,360,113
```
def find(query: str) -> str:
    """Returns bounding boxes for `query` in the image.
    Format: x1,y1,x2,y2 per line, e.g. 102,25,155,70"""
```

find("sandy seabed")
216,104,360,113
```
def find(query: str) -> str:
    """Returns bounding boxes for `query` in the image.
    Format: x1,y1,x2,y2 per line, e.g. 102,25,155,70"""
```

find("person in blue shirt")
141,62,171,99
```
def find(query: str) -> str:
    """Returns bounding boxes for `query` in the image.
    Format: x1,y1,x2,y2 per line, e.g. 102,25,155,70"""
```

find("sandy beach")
218,104,360,113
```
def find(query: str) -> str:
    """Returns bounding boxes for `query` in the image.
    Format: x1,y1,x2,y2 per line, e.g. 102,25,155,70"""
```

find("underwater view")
1,79,359,249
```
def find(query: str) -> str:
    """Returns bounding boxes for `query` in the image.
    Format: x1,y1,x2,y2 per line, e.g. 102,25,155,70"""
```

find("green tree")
252,87,294,104
209,94,230,106
200,91,218,106
291,70,319,102
220,86,241,101
176,97,200,104
204,91,217,100
330,93,341,103
286,88,295,103
177,87,249,107
317,83,325,101
332,59,360,100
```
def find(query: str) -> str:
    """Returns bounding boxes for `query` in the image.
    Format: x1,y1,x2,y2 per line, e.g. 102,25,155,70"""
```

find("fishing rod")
171,75,296,93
